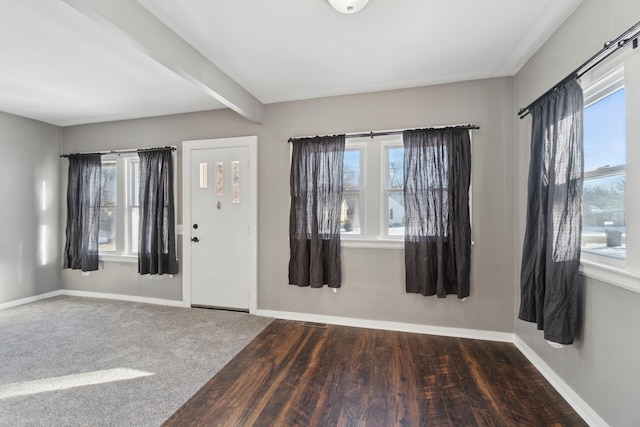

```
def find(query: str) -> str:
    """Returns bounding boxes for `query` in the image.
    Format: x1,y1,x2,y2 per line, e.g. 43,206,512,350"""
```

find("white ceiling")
0,0,583,127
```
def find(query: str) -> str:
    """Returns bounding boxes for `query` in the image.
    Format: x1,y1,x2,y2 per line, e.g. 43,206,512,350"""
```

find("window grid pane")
99,161,117,253
581,87,626,258
127,159,140,255
386,146,404,236
388,190,404,236
342,191,361,235
342,149,362,235
99,207,116,252
130,206,139,254
387,147,404,190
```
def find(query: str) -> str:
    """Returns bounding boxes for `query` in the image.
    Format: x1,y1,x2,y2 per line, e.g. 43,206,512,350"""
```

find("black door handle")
191,237,199,242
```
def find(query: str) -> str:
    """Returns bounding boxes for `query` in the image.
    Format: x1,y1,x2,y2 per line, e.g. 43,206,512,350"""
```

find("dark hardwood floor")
163,319,587,426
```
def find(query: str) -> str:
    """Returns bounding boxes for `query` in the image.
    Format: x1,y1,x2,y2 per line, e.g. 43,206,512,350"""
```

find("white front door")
183,137,257,311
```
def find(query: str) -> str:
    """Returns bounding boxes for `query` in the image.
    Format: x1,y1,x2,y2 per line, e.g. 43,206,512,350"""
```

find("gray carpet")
0,296,273,426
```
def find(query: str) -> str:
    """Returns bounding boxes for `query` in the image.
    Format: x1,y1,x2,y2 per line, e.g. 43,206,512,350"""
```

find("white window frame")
342,134,404,249
579,54,640,294
581,66,625,261
99,154,139,263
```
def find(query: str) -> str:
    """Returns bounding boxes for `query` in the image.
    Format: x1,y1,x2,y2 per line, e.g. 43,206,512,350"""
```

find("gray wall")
514,0,640,425
0,111,62,304
63,76,516,333
61,109,260,300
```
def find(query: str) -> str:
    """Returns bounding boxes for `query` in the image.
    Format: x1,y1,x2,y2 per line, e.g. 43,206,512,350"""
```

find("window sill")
341,238,404,250
580,259,640,294
99,254,138,264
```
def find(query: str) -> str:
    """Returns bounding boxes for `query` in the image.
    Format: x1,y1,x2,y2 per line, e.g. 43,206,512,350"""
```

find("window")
581,69,626,259
341,135,404,245
99,154,139,257
99,160,117,252
386,146,404,236
342,147,362,235
577,54,640,294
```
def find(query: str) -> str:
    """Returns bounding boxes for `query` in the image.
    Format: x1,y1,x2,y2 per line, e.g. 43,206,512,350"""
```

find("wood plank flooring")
163,320,587,427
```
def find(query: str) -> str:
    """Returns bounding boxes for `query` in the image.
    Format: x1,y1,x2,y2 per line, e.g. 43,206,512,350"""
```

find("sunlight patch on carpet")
0,368,154,399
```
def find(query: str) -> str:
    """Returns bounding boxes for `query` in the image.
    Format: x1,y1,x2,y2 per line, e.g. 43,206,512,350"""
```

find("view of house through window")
128,159,140,254
340,134,470,243
582,86,626,258
341,136,404,240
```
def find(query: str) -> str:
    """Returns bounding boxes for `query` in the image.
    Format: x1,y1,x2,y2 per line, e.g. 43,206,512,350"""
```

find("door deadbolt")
193,224,198,229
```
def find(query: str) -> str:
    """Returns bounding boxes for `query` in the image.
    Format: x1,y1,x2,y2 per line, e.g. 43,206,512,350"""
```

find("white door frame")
182,136,258,312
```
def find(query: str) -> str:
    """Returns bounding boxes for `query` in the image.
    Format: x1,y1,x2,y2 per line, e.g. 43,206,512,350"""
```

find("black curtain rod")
288,124,479,143
60,146,176,158
518,20,640,119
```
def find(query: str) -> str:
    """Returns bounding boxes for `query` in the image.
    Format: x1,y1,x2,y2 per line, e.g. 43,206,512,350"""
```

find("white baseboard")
514,336,609,427
0,289,187,310
252,309,515,342
61,290,187,307
0,290,63,311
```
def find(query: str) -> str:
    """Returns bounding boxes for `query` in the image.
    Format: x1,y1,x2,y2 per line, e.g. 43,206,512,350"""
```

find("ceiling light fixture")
327,0,370,14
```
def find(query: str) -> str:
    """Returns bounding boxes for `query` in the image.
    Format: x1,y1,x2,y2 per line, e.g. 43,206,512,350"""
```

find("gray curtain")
138,149,178,275
63,154,102,272
519,78,583,345
289,135,345,288
403,128,472,298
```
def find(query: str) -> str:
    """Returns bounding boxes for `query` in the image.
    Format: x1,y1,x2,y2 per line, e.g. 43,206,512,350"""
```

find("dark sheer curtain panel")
63,154,102,272
289,135,345,288
403,128,472,298
519,79,584,345
138,149,178,275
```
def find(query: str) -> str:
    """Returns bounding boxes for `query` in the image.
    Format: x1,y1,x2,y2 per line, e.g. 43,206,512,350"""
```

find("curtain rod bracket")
517,20,640,118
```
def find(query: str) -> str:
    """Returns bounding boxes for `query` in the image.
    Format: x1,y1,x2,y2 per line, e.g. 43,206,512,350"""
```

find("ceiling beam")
63,0,263,123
